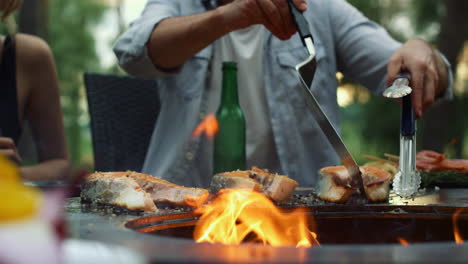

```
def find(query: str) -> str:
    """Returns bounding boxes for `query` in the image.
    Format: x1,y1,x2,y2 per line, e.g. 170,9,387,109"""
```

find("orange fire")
192,114,219,139
193,189,320,248
397,237,409,247
453,208,464,244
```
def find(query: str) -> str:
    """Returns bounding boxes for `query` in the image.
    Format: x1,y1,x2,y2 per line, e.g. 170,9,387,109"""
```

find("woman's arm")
16,34,70,181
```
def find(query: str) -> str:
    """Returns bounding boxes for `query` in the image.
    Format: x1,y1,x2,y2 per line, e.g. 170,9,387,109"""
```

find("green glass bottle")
213,62,246,174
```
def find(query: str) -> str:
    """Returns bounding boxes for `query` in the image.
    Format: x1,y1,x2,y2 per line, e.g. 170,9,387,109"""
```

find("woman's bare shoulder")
15,33,55,70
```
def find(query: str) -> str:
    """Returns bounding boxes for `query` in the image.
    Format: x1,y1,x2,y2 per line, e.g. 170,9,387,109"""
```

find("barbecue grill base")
67,190,468,263
126,205,468,245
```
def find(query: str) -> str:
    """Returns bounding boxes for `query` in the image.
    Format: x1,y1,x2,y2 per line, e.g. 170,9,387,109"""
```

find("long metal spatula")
287,1,365,198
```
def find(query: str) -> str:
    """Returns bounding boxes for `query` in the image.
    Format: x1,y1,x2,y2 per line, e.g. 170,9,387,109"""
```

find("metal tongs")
383,72,412,98
383,73,420,197
287,1,366,201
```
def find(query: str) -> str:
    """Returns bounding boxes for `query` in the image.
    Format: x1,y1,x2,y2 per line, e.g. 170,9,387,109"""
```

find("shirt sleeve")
327,0,401,95
113,0,181,78
435,50,454,102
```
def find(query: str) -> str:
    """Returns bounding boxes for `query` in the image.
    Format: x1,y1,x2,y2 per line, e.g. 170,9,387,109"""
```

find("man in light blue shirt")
114,0,451,187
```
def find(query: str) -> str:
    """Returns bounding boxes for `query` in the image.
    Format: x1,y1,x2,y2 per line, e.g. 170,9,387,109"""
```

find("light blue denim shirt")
113,0,451,187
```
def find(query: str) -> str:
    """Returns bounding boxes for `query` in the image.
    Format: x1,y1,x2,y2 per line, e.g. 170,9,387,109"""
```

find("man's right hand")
224,0,308,40
0,137,22,165
147,0,308,70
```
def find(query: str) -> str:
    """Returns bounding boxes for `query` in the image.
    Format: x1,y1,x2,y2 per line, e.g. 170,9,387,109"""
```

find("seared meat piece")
210,170,262,193
249,167,298,202
81,172,158,212
82,171,210,209
317,166,392,203
316,166,354,203
210,167,298,202
417,150,468,172
361,166,392,202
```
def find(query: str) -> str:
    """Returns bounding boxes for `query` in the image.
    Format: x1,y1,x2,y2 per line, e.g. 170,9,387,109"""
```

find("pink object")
0,188,68,263
0,217,62,264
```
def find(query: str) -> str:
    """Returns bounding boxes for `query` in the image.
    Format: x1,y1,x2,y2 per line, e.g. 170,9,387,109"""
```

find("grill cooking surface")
67,188,468,263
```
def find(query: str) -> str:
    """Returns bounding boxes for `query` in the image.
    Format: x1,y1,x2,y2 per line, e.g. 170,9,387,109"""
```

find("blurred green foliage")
343,0,468,163
342,0,405,163
5,0,467,171
410,0,444,35
48,0,108,167
347,0,407,41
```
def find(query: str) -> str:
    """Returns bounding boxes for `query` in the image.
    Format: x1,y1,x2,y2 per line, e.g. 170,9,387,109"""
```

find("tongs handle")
395,71,411,81
400,72,415,137
401,96,416,137
288,0,313,46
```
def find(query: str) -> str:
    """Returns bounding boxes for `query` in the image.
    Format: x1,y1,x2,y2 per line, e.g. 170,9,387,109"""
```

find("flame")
192,114,219,139
448,137,459,145
193,189,319,247
397,237,409,247
453,208,464,244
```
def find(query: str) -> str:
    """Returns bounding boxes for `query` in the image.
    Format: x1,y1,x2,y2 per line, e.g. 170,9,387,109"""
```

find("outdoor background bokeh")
2,0,467,173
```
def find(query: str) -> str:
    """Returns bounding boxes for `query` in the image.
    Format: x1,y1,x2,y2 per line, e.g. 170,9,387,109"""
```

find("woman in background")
0,0,70,181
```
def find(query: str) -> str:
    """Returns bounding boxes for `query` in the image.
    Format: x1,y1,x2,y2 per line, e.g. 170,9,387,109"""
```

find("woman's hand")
0,137,22,164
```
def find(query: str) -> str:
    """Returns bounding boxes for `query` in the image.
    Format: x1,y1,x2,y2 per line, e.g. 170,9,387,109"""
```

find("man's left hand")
387,39,449,118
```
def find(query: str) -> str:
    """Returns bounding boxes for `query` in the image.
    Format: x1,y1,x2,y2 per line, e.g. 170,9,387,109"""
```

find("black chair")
83,73,160,172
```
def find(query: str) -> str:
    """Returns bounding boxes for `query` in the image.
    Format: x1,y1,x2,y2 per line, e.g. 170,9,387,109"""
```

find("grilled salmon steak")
210,167,298,202
81,171,210,211
81,172,158,212
128,172,209,206
317,166,392,203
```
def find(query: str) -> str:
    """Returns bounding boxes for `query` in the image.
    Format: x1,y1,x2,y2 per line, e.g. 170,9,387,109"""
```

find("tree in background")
19,0,48,39
411,0,468,158
10,0,468,170
342,0,468,162
341,0,407,163
47,0,107,167
347,0,407,41
18,0,108,167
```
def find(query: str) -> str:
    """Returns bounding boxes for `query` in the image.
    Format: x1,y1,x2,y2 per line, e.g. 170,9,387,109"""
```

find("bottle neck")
220,67,239,106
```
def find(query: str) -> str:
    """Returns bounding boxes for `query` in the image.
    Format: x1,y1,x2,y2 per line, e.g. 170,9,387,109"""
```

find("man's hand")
224,0,307,40
147,0,307,70
387,39,449,118
0,137,22,164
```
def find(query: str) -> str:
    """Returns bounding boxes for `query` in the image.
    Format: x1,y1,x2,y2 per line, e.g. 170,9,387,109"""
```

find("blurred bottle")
213,62,246,174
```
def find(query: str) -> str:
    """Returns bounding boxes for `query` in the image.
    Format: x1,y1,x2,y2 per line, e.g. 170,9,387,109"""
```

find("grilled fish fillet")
210,171,262,192
81,172,158,212
128,172,209,206
210,167,298,202
316,166,354,203
82,171,209,210
361,166,393,202
317,166,392,203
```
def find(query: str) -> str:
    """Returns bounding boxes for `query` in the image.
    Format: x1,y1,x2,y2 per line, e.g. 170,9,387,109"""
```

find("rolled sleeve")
113,0,180,78
328,0,401,95
435,50,454,102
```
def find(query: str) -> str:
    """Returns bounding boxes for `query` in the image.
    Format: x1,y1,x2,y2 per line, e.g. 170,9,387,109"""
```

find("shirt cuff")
435,50,454,101
114,16,181,78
